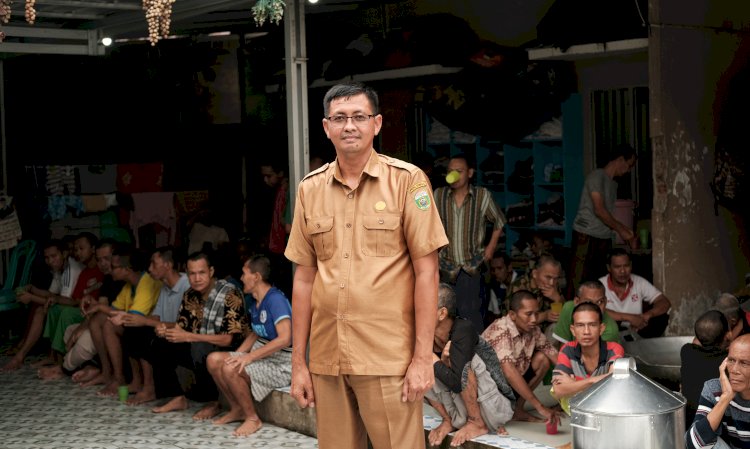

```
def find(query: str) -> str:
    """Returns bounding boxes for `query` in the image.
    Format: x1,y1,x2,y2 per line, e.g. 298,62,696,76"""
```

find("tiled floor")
0,355,318,449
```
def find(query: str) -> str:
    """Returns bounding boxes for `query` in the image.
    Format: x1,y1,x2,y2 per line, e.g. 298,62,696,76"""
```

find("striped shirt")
435,184,505,281
687,378,750,449
553,339,624,380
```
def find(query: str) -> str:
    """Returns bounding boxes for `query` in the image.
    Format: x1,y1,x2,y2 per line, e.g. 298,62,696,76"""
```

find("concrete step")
257,386,571,449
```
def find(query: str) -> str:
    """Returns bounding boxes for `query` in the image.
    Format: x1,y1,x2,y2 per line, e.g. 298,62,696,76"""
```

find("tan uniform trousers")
311,373,425,449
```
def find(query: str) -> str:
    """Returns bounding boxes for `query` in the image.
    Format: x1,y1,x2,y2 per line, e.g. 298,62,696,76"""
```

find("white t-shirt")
600,273,662,316
48,257,84,298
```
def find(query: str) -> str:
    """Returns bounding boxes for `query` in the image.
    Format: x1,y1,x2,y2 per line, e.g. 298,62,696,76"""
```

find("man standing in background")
434,153,506,333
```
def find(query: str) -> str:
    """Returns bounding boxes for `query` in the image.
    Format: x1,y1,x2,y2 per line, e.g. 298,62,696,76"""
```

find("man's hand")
483,245,495,262
16,291,33,305
440,341,451,367
536,404,561,427
225,353,252,374
164,325,191,343
155,323,168,338
80,295,95,315
290,360,315,409
402,358,434,402
616,227,636,250
108,311,127,327
719,358,736,402
539,284,562,303
629,314,649,331
121,314,147,327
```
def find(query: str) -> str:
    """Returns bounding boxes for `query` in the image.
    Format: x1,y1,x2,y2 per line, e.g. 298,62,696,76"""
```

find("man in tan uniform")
285,81,448,449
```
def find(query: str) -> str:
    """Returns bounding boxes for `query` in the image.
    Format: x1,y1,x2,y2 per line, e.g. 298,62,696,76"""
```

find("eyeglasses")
326,114,374,127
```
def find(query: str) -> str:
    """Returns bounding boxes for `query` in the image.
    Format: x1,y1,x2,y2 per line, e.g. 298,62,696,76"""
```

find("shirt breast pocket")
307,216,334,261
361,214,402,257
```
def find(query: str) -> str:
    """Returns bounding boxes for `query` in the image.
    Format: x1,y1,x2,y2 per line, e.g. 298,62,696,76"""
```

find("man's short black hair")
609,143,637,162
509,290,537,312
323,81,379,118
450,153,475,169
695,310,729,348
491,250,511,267
572,301,603,324
606,247,631,265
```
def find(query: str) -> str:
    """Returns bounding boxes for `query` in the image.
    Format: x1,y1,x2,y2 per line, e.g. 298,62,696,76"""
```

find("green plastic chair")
0,240,37,312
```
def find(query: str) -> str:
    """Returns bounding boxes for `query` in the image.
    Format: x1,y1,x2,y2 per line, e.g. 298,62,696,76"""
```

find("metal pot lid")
568,357,686,416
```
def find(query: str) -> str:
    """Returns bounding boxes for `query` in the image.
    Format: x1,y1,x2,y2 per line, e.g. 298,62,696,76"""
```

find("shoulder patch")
409,181,428,193
413,189,431,210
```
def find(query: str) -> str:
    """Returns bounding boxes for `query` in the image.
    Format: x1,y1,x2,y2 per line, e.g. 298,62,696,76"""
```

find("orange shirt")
285,150,448,376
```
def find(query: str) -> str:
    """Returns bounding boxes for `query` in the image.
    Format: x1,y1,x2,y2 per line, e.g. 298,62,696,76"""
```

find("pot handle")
613,357,636,379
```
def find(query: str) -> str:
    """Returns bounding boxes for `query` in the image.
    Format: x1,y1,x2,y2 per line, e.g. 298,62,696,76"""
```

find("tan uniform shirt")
285,150,448,376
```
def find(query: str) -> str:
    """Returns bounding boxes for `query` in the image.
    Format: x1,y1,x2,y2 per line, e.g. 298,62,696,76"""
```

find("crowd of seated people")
0,225,745,445
0,235,292,438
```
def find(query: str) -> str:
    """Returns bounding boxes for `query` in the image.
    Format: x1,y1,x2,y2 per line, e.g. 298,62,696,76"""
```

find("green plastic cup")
445,170,460,184
118,385,129,402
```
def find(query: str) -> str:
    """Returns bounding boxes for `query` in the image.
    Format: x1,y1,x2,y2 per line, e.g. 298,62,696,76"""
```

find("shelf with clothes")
502,93,583,256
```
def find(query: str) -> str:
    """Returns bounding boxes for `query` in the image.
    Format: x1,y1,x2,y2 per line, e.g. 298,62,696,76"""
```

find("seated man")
38,232,103,378
509,253,565,335
480,251,519,329
426,283,514,447
81,244,162,395
38,239,120,382
713,293,747,340
207,255,292,437
552,280,621,345
481,290,561,427
681,310,730,427
120,246,190,405
600,248,671,338
1,239,83,372
686,334,750,449
551,302,624,412
150,251,249,421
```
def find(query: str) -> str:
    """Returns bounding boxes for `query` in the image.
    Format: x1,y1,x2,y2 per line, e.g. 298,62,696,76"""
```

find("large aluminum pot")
569,357,686,449
622,335,693,383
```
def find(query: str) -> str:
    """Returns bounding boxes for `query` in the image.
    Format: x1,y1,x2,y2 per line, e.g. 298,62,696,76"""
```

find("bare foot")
233,417,262,437
152,396,189,414
428,420,454,447
193,401,222,421
512,409,544,423
0,344,21,356
213,409,245,425
451,419,488,447
126,389,156,406
0,356,24,372
38,365,65,381
97,381,119,397
496,425,509,436
30,357,54,369
127,381,142,394
80,372,108,388
72,366,100,384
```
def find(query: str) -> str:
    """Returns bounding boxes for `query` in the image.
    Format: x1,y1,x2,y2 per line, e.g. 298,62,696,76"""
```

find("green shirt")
552,300,621,344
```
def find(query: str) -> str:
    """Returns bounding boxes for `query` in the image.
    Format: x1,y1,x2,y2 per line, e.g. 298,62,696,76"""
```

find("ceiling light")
308,0,319,3
101,37,113,46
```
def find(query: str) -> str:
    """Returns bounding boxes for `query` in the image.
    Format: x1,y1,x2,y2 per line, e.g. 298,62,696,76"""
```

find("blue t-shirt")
247,286,292,341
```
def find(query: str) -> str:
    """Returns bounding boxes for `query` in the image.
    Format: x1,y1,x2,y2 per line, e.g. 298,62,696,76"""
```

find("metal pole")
284,0,309,212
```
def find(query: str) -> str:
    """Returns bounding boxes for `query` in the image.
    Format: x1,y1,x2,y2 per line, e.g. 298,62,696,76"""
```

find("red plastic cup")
546,419,558,435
